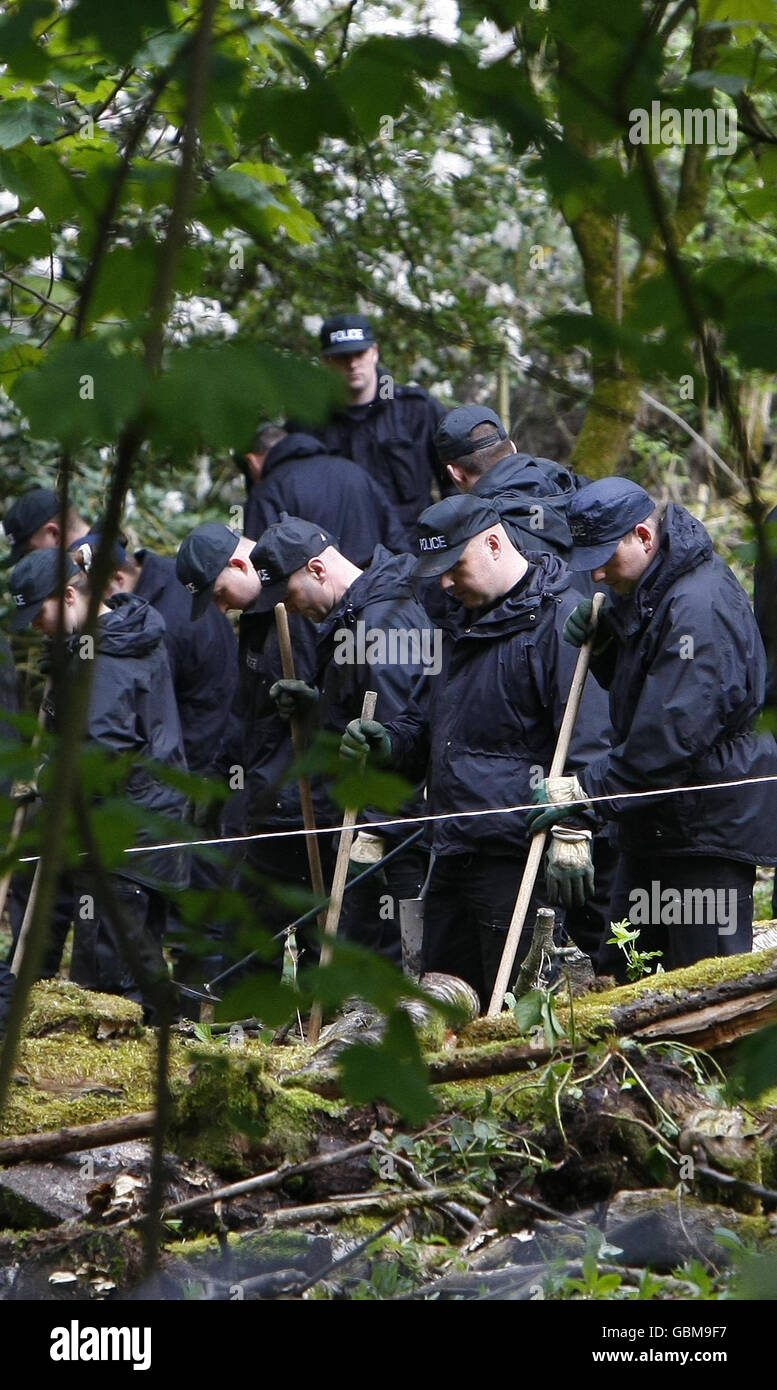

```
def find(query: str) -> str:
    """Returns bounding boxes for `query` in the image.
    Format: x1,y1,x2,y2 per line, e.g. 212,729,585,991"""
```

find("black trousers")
71,875,170,1021
239,829,336,972
422,852,550,1011
563,834,619,963
598,852,755,981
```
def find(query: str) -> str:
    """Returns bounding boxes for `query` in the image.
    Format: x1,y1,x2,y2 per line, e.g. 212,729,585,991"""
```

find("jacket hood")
264,433,328,473
471,454,575,553
319,547,416,641
88,592,167,658
608,504,713,635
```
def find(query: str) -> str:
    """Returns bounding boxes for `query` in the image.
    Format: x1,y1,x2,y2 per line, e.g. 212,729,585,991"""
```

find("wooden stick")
0,679,51,924
161,1138,375,1218
487,592,606,1016
9,859,42,976
0,1111,155,1167
274,604,327,918
307,689,377,1045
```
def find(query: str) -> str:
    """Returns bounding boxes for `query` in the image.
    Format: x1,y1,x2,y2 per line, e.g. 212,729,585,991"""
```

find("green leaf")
729,1022,777,1101
0,218,52,263
12,338,150,446
0,1,55,81
338,1009,435,1126
67,0,172,65
0,146,80,221
207,167,318,245
149,341,342,455
0,97,60,149
512,989,544,1033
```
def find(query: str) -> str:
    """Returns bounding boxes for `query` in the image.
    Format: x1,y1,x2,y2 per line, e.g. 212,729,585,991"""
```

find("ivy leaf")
0,98,60,149
512,989,544,1033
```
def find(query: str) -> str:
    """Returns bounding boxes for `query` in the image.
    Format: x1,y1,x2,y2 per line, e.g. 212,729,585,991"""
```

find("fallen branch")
161,1139,374,1219
0,1112,154,1167
258,1184,474,1229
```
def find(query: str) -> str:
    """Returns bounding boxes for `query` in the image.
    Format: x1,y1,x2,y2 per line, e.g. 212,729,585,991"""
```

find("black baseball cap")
176,523,241,620
69,530,127,568
251,516,335,611
434,406,508,464
320,314,376,358
568,478,655,571
3,489,60,563
9,548,80,630
413,494,502,577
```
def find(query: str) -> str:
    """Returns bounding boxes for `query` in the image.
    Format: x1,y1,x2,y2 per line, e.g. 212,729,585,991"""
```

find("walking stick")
307,689,377,1045
0,679,50,930
487,593,606,1016
274,604,327,920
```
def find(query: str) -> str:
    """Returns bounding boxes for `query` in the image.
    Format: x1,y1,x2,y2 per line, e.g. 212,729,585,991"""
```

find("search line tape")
14,771,777,864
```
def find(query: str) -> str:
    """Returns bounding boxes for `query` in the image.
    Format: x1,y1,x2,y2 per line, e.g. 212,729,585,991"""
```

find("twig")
161,1139,375,1219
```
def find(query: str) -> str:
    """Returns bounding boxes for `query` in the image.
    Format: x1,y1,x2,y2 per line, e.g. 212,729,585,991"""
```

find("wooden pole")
487,593,606,1016
307,689,377,1045
274,603,327,918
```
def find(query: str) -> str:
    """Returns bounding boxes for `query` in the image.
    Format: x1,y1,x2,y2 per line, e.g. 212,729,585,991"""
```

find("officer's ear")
307,557,327,582
634,522,654,550
447,462,472,493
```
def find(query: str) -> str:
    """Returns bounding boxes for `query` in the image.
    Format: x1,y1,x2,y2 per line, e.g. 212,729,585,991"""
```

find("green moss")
167,1045,348,1177
262,1086,346,1166
22,979,143,1040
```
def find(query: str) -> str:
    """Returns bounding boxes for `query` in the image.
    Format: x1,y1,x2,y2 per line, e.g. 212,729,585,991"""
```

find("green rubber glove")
269,679,319,721
545,828,595,909
525,775,591,834
340,718,392,765
562,597,595,648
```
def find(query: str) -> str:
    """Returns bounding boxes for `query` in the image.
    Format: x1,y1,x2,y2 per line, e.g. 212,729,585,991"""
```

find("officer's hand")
340,719,392,766
526,775,590,834
545,828,595,909
269,679,319,721
563,598,595,648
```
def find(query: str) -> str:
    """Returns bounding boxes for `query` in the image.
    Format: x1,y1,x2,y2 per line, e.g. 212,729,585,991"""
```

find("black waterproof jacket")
315,547,434,840
66,593,189,890
0,631,18,796
244,434,407,564
386,553,612,855
583,504,777,864
290,370,448,541
470,453,594,597
754,502,777,707
134,549,238,776
235,608,318,829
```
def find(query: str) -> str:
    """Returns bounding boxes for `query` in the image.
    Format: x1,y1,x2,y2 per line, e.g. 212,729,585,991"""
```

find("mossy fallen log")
0,1112,154,1167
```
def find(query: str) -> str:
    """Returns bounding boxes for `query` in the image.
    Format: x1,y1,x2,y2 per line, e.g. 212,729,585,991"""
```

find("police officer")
341,493,612,1007
528,477,777,976
290,313,448,544
176,523,329,951
3,488,90,561
9,547,188,1020
238,422,407,561
250,516,435,961
96,533,238,780
436,405,592,591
